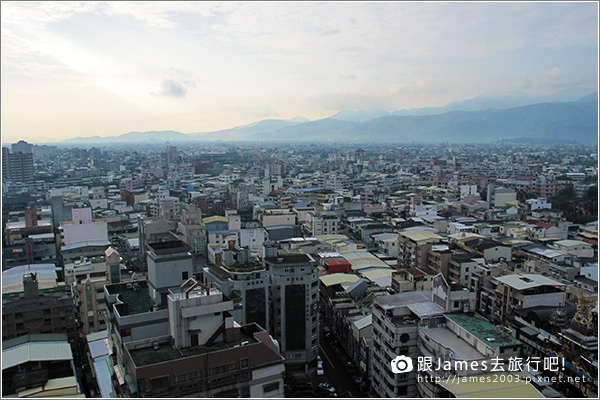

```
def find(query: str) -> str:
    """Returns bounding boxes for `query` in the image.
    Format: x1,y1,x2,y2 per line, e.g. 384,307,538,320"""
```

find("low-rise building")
493,273,566,326
2,333,80,397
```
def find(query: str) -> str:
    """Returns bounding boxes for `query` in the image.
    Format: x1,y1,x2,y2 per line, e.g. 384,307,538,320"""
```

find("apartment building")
305,211,340,236
203,259,270,332
264,248,320,367
176,203,208,259
370,291,445,398
418,313,529,397
493,273,566,326
397,230,443,270
109,280,285,398
2,272,76,341
146,240,193,305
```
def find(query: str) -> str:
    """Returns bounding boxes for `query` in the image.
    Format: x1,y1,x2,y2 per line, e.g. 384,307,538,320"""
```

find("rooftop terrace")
127,328,256,368
445,313,521,348
107,281,165,316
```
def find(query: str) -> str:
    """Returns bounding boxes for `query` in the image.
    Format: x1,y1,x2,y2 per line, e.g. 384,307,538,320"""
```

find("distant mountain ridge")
57,91,598,145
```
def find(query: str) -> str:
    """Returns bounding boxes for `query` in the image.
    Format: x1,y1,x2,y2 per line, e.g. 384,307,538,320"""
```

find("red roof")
325,260,351,267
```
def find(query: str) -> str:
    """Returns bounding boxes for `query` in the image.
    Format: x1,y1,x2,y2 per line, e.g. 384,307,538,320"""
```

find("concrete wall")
522,291,566,309
62,221,108,246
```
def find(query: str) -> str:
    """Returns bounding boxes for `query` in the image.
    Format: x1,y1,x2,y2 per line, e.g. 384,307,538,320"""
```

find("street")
319,332,365,398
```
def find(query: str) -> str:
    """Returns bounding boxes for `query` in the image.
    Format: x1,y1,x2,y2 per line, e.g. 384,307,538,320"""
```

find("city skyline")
1,1,598,143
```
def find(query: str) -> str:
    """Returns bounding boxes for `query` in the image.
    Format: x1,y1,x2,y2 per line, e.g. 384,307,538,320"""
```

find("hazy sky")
1,1,598,143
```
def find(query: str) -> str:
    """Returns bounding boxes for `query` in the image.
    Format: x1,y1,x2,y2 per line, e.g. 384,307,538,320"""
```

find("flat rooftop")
445,313,521,348
107,282,165,316
147,240,191,255
494,274,565,290
420,326,483,361
128,329,256,368
264,253,314,265
376,291,431,310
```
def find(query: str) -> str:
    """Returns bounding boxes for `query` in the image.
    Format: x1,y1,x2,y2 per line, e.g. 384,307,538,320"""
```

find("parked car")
319,383,336,394
317,366,324,375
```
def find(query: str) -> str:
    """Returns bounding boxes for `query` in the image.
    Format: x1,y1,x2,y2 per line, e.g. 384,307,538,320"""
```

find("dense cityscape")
2,1,599,399
1,139,598,398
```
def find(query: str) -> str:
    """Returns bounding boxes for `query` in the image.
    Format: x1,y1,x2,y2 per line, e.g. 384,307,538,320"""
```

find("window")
263,382,280,394
240,358,249,368
182,271,189,280
150,376,169,390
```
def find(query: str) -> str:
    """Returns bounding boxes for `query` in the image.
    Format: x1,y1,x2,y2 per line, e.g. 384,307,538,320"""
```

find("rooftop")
552,239,592,248
107,281,164,316
420,326,484,360
376,291,432,310
445,313,521,348
61,240,111,251
3,336,73,370
147,240,191,255
400,230,443,242
202,215,228,224
319,273,360,287
264,253,314,265
439,371,543,398
128,327,259,368
494,273,565,290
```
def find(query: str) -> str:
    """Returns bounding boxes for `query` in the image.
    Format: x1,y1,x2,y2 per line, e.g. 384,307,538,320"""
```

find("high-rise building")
11,140,33,154
2,147,9,180
203,255,270,332
264,244,320,367
2,148,34,182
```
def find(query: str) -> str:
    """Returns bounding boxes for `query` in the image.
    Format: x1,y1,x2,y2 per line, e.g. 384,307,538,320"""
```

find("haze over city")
1,1,598,144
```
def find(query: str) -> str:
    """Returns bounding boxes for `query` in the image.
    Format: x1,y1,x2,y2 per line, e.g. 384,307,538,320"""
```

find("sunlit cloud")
152,79,195,98
1,1,597,143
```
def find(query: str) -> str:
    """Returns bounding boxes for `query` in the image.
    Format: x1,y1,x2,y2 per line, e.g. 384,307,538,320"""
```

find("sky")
1,1,598,144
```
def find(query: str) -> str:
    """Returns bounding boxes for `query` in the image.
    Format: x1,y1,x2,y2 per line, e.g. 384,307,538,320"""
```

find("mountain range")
59,90,598,145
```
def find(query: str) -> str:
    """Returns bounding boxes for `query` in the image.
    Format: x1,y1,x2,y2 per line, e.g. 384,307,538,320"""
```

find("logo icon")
390,355,414,373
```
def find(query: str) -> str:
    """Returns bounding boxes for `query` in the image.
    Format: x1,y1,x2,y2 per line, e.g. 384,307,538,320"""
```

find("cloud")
152,79,195,98
340,73,358,80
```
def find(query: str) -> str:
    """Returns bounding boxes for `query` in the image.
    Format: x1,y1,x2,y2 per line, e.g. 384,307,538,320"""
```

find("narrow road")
319,333,364,398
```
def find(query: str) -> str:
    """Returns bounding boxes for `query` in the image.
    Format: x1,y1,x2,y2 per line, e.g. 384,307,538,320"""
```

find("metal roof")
61,240,110,251
439,372,544,398
406,302,445,318
495,274,565,290
353,314,372,330
319,273,359,287
400,230,442,242
2,341,73,370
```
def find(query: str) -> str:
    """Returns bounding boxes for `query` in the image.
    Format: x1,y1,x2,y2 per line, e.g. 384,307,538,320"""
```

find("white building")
305,211,339,236
550,240,595,258
60,208,108,247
